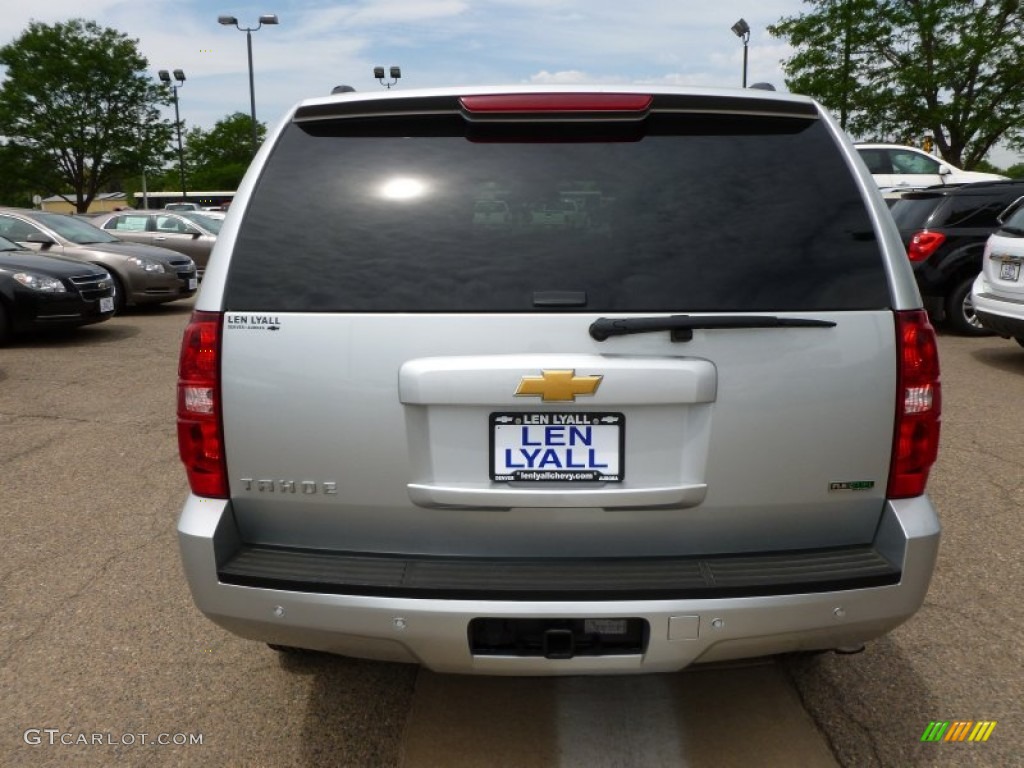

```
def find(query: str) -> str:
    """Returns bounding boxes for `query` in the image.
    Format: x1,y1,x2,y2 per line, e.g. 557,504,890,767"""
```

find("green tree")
183,112,267,191
0,19,172,212
1003,162,1024,178
0,140,57,207
770,0,1024,169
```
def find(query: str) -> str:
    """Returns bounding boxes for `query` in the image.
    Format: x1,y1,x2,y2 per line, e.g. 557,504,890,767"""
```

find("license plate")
999,261,1021,282
99,297,114,313
490,412,624,482
188,277,198,290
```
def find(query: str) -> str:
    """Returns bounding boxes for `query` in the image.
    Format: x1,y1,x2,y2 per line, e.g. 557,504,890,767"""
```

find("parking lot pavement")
1,304,1022,767
401,665,838,767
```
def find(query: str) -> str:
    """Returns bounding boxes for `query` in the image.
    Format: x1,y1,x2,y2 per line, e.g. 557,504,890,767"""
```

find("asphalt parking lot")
1,299,1022,767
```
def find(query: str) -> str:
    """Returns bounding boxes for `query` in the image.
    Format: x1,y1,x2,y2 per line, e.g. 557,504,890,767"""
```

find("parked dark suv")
177,86,942,675
889,180,1024,334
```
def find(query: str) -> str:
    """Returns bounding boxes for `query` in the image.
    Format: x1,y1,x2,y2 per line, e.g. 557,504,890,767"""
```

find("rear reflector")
177,311,228,499
888,310,941,499
460,93,653,114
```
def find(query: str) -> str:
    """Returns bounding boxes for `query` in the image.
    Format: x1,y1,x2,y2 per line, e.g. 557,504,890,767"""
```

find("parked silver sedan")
92,210,220,277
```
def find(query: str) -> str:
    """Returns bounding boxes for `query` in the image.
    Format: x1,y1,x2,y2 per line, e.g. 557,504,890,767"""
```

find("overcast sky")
1,1,1020,166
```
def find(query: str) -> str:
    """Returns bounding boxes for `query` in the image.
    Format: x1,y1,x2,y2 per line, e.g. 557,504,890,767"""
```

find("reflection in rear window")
226,112,888,312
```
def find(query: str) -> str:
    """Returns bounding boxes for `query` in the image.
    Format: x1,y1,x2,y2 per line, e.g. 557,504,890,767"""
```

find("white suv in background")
856,143,1006,189
973,198,1024,347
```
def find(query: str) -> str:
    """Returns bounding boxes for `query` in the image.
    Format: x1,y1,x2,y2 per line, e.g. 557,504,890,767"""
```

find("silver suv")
177,86,942,675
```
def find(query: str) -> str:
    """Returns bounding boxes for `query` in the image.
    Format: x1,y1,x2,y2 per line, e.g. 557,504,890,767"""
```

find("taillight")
888,310,941,498
177,311,227,498
907,230,946,262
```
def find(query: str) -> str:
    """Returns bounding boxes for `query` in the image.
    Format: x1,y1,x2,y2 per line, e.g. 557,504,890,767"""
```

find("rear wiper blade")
589,315,837,342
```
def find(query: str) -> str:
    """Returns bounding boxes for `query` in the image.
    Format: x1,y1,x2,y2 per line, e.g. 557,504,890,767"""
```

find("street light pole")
159,69,187,202
218,13,279,156
731,18,751,88
246,30,256,152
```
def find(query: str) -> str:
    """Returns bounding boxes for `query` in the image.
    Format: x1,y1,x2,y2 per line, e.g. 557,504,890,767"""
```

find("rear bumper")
178,496,940,675
973,288,1024,337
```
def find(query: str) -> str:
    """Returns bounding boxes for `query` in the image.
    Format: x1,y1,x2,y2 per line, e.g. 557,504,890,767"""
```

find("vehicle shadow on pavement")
132,300,196,316
7,322,141,348
968,345,1024,375
782,640,941,767
273,650,418,767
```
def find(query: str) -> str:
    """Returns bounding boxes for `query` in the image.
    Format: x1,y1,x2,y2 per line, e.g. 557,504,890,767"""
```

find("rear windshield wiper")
589,315,837,342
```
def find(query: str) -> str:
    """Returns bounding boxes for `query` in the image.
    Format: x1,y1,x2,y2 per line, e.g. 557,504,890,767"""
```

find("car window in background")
890,196,942,229
858,149,891,175
890,150,940,175
180,212,223,234
104,215,150,232
1000,205,1024,234
31,212,121,244
155,215,192,233
941,196,1007,228
0,216,40,241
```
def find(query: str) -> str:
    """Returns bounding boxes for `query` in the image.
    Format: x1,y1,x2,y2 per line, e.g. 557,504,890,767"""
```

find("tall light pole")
218,13,279,155
159,69,188,201
731,18,751,88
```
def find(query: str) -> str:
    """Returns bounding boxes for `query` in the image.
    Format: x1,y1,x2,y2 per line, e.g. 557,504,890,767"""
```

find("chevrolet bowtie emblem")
515,369,603,402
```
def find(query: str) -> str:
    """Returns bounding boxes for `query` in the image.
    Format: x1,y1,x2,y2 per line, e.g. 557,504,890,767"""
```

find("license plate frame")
999,260,1021,282
490,411,624,482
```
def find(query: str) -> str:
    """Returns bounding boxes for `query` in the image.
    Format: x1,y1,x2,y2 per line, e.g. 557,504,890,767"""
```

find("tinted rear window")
225,111,888,312
889,196,943,230
938,194,1013,229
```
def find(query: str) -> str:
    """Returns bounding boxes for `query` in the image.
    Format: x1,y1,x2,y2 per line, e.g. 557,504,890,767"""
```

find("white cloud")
346,0,469,26
528,70,616,85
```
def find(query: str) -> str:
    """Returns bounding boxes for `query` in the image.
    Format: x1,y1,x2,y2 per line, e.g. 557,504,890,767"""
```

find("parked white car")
856,143,1006,188
973,198,1024,347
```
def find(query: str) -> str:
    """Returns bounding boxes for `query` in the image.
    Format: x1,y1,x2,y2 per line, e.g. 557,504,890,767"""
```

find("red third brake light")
907,230,946,262
177,311,228,498
460,93,653,114
888,310,941,499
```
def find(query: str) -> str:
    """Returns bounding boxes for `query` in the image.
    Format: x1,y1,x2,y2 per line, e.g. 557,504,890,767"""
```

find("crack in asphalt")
1,411,174,428
782,656,885,768
0,433,65,464
0,527,167,669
